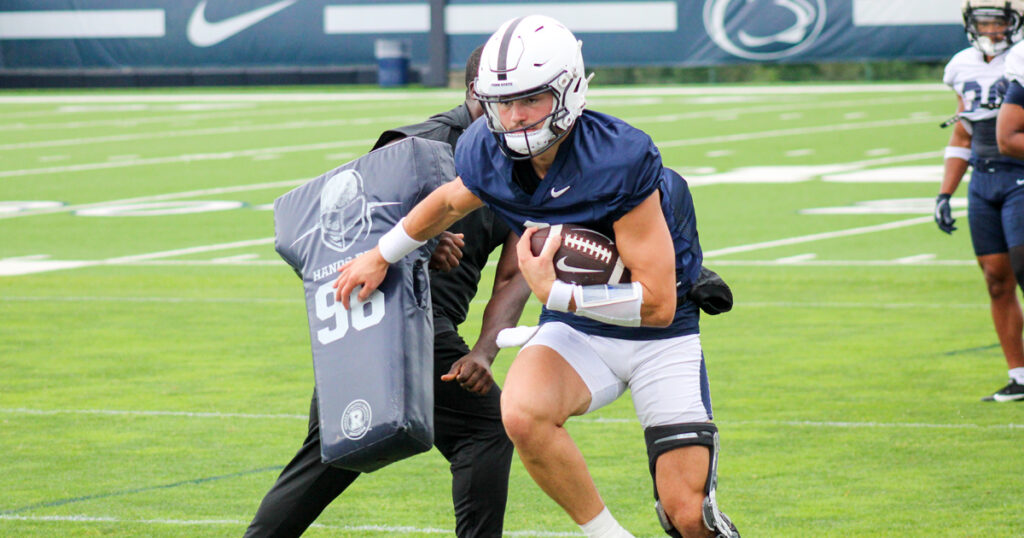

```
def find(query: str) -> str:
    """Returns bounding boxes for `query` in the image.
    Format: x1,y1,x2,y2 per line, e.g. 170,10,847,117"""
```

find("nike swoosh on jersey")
550,185,571,198
556,256,602,273
1017,178,1024,185
187,0,296,48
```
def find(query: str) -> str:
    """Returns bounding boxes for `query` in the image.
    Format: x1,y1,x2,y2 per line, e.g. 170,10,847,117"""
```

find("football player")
938,0,1024,402
334,15,739,538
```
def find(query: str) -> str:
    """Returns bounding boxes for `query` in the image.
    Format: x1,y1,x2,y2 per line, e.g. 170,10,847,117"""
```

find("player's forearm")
634,276,676,327
470,277,531,362
403,179,483,242
940,157,969,195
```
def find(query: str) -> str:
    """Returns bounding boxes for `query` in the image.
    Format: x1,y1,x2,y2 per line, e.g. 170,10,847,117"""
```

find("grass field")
2,82,1022,537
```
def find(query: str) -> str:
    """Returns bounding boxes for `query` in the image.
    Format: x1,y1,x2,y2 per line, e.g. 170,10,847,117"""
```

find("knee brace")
644,423,739,538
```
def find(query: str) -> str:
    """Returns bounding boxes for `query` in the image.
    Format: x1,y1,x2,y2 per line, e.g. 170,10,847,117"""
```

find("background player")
333,15,739,538
936,0,1024,402
245,47,531,537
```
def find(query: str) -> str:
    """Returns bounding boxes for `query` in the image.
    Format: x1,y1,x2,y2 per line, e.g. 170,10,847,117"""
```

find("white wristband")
546,280,576,312
944,146,972,162
378,218,426,263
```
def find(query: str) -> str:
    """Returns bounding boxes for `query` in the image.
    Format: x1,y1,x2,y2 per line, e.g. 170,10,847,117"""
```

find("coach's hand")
430,231,465,272
934,193,957,234
441,352,494,394
333,247,389,309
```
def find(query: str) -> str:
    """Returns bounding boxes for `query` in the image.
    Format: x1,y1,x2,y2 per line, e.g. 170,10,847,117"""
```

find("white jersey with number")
944,47,1008,123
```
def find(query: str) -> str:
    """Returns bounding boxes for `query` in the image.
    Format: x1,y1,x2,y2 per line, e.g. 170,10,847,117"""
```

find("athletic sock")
579,507,635,538
1008,367,1024,384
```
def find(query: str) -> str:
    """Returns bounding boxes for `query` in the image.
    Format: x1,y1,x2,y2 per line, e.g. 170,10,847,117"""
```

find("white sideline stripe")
0,10,165,39
0,178,305,220
0,140,374,179
2,408,1020,431
0,84,947,104
703,211,966,258
0,515,579,536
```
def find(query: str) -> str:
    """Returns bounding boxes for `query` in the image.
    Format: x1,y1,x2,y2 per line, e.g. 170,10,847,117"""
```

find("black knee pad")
644,422,739,538
644,422,717,493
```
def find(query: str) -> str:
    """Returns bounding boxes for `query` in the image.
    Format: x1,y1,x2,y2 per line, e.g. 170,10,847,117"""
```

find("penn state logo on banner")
289,169,400,253
703,0,827,61
341,399,372,440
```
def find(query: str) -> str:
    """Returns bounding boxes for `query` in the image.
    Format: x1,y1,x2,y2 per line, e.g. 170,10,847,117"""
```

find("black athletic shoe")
981,379,1024,402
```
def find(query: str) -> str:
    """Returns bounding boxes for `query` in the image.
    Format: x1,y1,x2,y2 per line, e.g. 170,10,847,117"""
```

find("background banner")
0,0,969,71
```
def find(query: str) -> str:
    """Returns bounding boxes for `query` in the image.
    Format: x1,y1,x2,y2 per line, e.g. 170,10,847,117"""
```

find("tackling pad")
273,137,453,472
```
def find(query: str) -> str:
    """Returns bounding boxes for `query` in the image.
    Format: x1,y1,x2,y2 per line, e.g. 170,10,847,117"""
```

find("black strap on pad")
644,422,718,497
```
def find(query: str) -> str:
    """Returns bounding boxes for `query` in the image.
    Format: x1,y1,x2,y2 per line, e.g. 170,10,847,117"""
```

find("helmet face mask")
475,15,591,159
478,87,567,158
962,0,1024,56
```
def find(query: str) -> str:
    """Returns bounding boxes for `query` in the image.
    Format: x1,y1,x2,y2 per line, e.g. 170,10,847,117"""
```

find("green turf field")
2,83,1021,537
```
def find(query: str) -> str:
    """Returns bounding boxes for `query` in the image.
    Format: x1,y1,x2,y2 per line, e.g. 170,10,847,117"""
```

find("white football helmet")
475,15,592,159
962,0,1024,56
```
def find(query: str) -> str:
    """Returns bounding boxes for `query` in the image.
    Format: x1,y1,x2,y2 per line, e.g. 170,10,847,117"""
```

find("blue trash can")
375,39,410,87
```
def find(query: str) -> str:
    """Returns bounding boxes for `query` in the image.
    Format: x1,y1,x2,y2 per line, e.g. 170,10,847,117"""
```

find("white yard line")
709,259,974,266
0,179,305,220
0,84,946,106
657,115,945,148
0,515,579,536
0,117,939,178
703,210,967,258
0,139,374,178
0,115,419,151
1,408,1019,431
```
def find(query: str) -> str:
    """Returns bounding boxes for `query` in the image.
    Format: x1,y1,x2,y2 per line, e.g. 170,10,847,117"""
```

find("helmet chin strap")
977,35,1008,56
503,117,557,156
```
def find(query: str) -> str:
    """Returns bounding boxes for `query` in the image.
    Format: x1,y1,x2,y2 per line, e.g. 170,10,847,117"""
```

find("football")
529,224,631,286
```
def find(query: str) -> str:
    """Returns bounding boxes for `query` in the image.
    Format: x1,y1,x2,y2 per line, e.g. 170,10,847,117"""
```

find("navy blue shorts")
968,160,1024,256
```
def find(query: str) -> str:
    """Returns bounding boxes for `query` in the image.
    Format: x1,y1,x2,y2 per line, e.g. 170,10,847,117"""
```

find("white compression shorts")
521,322,710,427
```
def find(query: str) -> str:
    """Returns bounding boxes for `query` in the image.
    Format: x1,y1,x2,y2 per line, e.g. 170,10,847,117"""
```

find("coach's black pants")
243,328,513,538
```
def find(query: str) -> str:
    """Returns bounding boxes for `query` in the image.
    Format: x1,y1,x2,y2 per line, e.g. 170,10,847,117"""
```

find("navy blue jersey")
455,110,702,340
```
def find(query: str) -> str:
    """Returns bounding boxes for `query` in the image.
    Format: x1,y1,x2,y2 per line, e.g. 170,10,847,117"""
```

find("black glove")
686,266,733,315
934,193,956,234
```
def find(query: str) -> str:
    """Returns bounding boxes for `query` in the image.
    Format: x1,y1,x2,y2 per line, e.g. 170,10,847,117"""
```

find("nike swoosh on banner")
556,257,602,273
551,185,571,198
187,0,297,48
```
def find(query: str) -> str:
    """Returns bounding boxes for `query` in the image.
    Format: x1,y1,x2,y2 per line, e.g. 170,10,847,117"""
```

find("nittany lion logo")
703,0,827,61
341,399,372,440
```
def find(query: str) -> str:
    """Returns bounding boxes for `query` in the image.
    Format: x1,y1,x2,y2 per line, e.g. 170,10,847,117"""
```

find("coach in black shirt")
244,47,529,537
